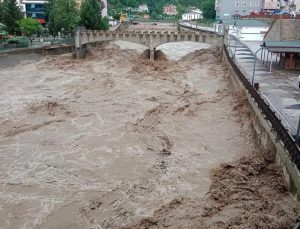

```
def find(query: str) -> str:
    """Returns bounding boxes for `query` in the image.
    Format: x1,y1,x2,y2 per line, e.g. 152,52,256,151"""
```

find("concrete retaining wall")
223,50,300,200
0,45,74,69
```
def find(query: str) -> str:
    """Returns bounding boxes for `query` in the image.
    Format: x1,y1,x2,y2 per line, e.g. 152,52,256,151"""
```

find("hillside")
107,0,206,18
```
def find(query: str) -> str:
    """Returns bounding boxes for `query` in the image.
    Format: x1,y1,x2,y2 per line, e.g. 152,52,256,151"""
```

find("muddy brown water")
0,41,298,229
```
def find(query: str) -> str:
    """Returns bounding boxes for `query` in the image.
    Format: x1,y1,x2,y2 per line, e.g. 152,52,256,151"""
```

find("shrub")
7,36,29,47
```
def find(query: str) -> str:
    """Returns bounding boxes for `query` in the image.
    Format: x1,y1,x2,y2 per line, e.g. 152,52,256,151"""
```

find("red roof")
37,18,45,24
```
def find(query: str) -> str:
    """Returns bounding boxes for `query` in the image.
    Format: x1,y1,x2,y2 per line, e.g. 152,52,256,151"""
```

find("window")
31,4,35,8
250,2,254,6
242,9,246,13
255,1,260,6
242,2,247,6
235,2,239,6
32,13,36,18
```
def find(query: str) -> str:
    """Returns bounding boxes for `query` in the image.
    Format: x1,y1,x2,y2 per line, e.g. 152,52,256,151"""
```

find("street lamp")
295,115,300,144
229,25,239,60
252,46,263,86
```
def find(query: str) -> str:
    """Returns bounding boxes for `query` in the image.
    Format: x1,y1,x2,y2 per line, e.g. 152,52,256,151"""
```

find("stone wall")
223,48,300,200
0,45,74,69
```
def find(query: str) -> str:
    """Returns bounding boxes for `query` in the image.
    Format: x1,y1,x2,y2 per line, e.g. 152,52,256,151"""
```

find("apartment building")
163,5,177,16
263,0,291,11
216,0,263,19
22,0,45,23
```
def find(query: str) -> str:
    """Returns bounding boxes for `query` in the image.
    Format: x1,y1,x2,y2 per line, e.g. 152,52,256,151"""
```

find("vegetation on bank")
7,36,29,47
0,0,109,37
16,18,43,36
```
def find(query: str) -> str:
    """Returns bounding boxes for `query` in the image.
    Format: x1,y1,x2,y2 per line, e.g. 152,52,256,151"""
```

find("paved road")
228,37,300,134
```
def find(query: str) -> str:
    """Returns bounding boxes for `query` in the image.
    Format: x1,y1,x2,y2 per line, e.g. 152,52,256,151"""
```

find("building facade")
216,0,263,19
138,4,148,12
22,0,46,24
293,0,300,11
263,0,292,11
163,5,177,16
182,10,203,20
101,0,107,17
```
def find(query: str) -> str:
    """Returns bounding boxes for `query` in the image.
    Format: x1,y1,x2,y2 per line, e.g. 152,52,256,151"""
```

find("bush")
16,18,42,36
100,16,109,30
7,36,29,47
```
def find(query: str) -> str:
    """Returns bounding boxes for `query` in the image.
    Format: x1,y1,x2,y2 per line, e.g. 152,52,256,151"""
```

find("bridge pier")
150,48,156,61
76,44,87,59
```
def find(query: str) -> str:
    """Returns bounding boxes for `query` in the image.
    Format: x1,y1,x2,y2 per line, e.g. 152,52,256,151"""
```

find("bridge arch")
155,41,212,60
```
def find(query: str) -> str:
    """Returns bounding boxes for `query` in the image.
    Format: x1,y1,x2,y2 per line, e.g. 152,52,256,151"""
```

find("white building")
138,4,148,12
182,10,203,21
101,0,108,17
293,0,300,11
214,20,269,41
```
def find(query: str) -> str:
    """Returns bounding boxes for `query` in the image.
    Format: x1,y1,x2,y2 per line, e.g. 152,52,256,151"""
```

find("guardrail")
0,37,75,53
179,22,217,34
224,44,300,170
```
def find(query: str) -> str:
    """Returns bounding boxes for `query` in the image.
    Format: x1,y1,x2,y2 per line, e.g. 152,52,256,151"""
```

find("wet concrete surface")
228,39,300,134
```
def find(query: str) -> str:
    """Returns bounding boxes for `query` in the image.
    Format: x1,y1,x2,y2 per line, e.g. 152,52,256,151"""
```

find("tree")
0,2,3,24
100,16,109,30
2,0,23,34
80,0,103,30
201,0,216,20
47,0,79,35
17,18,42,36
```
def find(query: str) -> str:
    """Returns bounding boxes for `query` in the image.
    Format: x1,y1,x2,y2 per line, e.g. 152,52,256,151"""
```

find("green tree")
80,0,104,30
201,0,216,20
0,2,3,24
47,0,79,35
17,18,42,36
100,16,109,30
2,0,23,34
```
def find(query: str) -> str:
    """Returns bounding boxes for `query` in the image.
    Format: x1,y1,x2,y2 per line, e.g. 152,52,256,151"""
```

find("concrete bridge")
75,28,223,60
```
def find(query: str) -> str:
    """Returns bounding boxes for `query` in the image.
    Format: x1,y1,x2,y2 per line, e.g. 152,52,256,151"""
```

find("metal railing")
224,44,300,170
0,37,75,53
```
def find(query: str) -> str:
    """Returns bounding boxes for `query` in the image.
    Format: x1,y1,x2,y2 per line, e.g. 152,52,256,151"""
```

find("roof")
220,19,269,27
183,11,202,15
263,40,300,53
264,19,300,41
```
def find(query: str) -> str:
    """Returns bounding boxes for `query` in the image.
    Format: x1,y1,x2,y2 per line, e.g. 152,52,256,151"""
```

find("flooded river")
0,28,298,228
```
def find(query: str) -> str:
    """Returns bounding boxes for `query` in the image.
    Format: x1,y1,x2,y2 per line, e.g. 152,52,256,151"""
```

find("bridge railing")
224,44,300,170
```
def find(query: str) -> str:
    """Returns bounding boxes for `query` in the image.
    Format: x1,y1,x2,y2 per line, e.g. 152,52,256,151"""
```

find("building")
163,5,177,16
143,13,150,19
262,19,300,70
263,0,281,11
22,0,46,24
138,4,148,12
293,0,300,11
216,0,263,20
263,0,292,12
101,0,107,17
182,9,203,21
215,19,269,40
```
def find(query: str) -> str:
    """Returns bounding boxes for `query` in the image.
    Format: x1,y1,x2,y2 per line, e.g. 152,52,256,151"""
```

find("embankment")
223,44,300,200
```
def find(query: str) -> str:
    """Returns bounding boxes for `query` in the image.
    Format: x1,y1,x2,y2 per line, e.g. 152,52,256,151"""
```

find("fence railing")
224,44,300,170
0,37,75,53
